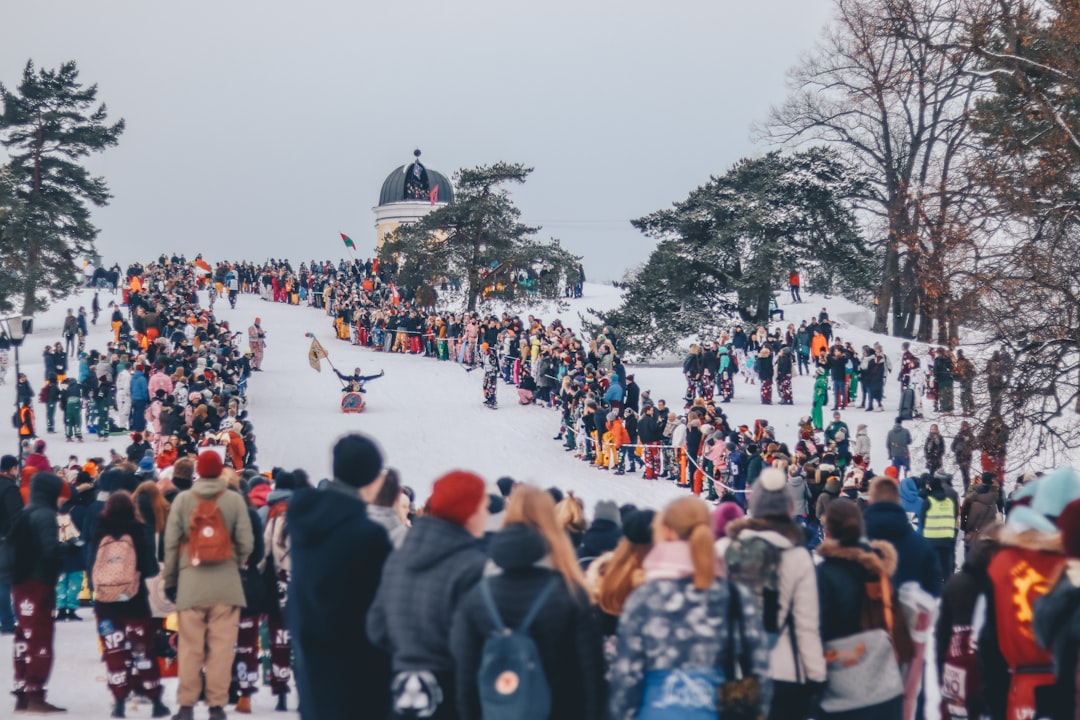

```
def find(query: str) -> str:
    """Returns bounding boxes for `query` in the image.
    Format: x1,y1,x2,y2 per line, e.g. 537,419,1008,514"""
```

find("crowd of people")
0,254,1078,720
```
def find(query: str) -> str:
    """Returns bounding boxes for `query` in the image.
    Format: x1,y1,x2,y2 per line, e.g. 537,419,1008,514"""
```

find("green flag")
340,233,355,249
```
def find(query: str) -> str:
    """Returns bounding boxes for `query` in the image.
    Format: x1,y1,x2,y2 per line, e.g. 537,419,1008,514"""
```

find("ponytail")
658,496,717,590
688,524,716,590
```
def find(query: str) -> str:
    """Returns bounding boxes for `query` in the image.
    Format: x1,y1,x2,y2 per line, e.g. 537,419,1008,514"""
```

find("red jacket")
986,529,1065,720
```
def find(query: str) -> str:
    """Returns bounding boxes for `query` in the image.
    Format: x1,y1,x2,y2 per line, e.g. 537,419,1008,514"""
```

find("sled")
341,392,366,413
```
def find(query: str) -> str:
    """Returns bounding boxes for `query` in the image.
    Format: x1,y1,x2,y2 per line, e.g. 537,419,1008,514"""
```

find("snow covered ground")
0,279,960,717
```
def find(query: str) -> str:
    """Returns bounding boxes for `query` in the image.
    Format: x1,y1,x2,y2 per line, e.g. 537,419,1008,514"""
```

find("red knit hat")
883,465,899,480
196,450,224,479
427,471,486,526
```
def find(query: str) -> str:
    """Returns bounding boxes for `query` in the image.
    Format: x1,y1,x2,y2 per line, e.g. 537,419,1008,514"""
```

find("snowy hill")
0,280,962,718
0,281,965,509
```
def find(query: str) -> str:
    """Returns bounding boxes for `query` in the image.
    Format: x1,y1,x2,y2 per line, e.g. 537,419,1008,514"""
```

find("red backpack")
187,492,233,566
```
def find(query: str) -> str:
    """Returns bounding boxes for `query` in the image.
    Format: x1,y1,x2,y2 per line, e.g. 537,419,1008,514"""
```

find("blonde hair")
506,486,587,592
657,497,716,590
596,537,652,615
555,494,588,535
132,480,170,533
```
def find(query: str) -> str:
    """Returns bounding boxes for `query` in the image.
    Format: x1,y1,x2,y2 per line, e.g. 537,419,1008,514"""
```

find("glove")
165,586,177,604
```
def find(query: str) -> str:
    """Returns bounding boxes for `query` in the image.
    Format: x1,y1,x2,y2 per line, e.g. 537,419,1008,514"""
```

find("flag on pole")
429,186,439,205
307,334,328,371
340,233,355,250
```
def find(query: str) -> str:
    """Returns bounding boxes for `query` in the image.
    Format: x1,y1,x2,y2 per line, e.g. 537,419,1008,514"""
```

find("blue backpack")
478,577,557,720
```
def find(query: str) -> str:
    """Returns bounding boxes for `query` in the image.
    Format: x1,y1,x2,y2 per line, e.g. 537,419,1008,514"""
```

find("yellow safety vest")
923,496,956,539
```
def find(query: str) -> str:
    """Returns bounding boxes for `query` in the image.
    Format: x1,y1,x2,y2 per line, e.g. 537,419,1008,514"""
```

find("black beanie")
333,434,383,488
622,509,656,545
496,477,515,498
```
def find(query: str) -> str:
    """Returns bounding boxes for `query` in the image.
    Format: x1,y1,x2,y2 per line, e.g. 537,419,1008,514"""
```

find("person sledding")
335,367,384,394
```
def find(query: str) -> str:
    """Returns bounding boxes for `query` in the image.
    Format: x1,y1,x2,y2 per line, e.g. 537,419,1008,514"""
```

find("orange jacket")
607,419,630,448
226,431,246,470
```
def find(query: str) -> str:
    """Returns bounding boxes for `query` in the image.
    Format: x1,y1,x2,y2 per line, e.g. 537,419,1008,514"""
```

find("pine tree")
593,149,871,355
379,162,579,311
0,60,124,314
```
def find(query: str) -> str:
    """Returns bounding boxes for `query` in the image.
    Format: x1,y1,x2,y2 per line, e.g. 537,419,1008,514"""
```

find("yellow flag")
308,337,328,371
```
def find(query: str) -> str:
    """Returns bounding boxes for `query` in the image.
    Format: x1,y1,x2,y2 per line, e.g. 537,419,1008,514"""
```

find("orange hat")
883,465,899,480
427,471,486,526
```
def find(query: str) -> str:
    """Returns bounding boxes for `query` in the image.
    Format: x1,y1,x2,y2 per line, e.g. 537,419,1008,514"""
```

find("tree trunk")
874,241,898,334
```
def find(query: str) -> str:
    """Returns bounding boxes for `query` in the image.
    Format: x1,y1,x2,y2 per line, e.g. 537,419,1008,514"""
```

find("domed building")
373,150,454,247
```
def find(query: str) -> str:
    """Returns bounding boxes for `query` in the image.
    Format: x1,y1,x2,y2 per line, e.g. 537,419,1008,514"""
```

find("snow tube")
341,392,366,413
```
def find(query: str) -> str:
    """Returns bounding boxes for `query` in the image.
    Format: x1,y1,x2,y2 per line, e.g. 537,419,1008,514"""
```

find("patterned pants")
701,372,715,403
55,571,83,611
778,375,793,404
97,615,163,701
267,613,292,696
232,612,260,697
760,379,773,404
643,443,661,479
12,580,55,697
684,375,699,402
718,373,733,401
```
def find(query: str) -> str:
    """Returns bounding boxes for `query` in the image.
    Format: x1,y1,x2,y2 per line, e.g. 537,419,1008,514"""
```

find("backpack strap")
518,577,559,635
480,577,506,634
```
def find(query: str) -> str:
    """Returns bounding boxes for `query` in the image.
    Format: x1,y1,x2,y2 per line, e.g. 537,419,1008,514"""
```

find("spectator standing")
286,435,393,720
162,451,254,720
367,471,489,720
6,472,82,713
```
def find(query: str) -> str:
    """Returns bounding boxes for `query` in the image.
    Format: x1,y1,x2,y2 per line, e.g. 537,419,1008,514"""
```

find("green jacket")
163,478,254,610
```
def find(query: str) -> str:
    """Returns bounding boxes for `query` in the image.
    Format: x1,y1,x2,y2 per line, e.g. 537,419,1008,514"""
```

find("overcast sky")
1,0,835,280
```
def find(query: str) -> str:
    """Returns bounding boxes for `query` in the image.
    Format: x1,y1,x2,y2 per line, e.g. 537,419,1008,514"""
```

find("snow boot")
151,699,171,718
23,695,66,713
112,696,126,718
209,707,227,720
275,695,287,712
235,697,251,714
171,708,194,720
14,695,28,712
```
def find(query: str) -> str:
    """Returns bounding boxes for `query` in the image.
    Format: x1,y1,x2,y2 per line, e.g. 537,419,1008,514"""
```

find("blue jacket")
604,379,624,405
899,477,925,533
862,501,943,596
130,371,149,402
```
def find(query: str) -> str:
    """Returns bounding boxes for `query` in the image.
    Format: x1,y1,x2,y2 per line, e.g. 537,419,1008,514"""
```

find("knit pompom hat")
749,467,792,519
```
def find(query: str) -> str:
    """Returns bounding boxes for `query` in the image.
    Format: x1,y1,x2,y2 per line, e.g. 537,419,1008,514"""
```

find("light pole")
4,315,32,469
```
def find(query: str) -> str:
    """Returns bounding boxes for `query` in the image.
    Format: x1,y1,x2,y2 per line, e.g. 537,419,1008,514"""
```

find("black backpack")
477,577,557,720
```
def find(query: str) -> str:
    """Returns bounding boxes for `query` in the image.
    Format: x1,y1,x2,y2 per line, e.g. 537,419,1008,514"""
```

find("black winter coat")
637,414,662,443
0,471,23,537
19,473,77,585
286,483,392,720
578,518,621,560
367,515,486,674
450,525,606,720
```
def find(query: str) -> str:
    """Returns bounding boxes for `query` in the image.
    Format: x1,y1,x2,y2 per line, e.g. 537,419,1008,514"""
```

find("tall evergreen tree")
593,149,871,355
380,161,579,311
0,167,23,312
0,60,124,314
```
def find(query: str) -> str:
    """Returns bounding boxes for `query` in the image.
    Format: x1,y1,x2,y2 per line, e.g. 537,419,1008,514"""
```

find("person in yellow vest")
919,470,960,586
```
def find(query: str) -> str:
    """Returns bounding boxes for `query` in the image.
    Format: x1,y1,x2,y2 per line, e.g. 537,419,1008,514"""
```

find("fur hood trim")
998,526,1063,554
726,516,806,546
816,539,898,577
